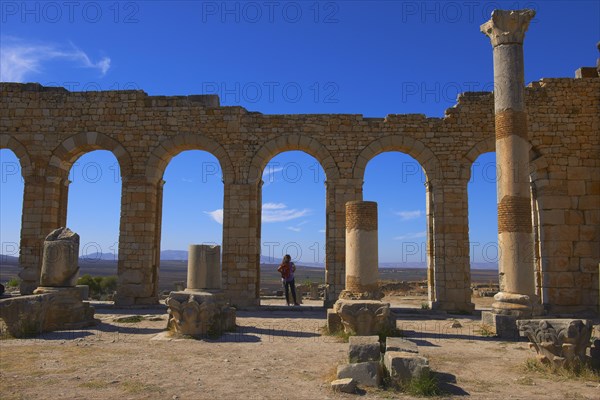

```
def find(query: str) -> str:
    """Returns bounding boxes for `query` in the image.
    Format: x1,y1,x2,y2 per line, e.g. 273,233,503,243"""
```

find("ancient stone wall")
1,72,598,313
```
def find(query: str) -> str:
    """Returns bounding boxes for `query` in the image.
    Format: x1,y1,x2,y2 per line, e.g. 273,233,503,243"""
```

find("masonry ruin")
0,13,598,316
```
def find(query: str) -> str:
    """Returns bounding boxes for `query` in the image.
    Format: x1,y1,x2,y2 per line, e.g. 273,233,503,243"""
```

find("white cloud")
0,36,111,82
262,203,309,223
181,178,193,183
286,220,308,232
394,231,427,240
204,204,309,225
262,166,284,185
394,210,423,221
263,203,286,210
204,209,223,225
318,229,326,233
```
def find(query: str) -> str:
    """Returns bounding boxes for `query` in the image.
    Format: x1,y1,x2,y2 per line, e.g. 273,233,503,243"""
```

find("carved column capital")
481,9,535,47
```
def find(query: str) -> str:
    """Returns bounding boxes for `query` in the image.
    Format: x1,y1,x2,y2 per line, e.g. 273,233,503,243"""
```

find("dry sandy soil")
1,297,598,400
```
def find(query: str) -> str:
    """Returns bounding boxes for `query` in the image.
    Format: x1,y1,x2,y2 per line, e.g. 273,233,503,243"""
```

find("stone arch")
146,133,235,184
352,135,440,182
248,135,340,183
461,136,496,181
49,132,133,177
0,134,33,177
461,137,544,181
464,136,495,164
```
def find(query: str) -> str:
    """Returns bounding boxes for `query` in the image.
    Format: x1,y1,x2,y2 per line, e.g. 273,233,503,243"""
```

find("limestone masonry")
1,59,598,313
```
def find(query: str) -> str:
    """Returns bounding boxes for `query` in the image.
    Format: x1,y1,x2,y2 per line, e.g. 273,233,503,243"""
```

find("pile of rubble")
331,335,430,393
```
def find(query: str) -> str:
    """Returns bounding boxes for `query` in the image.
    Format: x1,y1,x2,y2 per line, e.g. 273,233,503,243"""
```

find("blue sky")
1,1,598,265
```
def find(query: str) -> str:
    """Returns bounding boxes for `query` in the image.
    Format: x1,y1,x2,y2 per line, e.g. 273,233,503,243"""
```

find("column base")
481,311,522,340
165,290,236,337
491,291,542,318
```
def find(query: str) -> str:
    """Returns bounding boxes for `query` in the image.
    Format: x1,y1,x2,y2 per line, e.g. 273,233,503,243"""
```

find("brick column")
115,175,160,306
18,173,68,294
482,9,539,317
324,178,362,306
429,179,474,312
222,181,261,307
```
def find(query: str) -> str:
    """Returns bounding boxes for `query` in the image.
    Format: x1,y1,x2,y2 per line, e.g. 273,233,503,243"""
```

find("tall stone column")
481,9,539,329
343,201,380,298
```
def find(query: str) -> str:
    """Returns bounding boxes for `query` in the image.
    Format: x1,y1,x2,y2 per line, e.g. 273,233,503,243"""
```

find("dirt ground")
1,297,598,400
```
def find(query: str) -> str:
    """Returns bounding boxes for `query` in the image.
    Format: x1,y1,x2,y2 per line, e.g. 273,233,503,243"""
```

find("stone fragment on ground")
337,361,382,387
384,351,430,385
385,337,418,354
348,335,381,362
331,378,356,393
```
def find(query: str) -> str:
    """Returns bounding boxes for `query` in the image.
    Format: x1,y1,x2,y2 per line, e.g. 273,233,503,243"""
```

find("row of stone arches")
3,132,518,185
1,131,547,309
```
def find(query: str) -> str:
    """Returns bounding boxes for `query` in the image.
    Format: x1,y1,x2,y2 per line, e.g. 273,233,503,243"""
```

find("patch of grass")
515,376,535,386
523,358,600,382
6,277,20,287
77,275,117,300
121,380,162,394
420,302,430,310
475,324,496,337
80,380,109,389
113,315,144,323
321,325,354,342
402,371,443,397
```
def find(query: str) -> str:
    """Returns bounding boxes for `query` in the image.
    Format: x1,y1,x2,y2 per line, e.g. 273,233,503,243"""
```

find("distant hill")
0,255,18,264
0,252,496,270
80,252,118,262
160,250,189,260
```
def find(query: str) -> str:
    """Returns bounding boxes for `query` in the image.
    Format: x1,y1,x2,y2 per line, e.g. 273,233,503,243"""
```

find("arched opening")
0,149,24,290
67,150,121,300
363,152,428,309
258,151,326,307
159,150,224,296
467,152,499,309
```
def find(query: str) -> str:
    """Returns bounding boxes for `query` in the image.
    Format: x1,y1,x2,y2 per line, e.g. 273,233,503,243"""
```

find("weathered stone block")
330,378,356,393
0,288,95,338
333,299,396,336
384,351,430,385
481,311,520,340
348,335,381,363
337,361,382,387
386,337,419,354
40,228,80,287
326,308,342,333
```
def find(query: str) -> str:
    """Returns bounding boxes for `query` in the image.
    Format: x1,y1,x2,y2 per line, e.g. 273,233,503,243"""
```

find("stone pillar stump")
328,201,396,336
166,244,236,337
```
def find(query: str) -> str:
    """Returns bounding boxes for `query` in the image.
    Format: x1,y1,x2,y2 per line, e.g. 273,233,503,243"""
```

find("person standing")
277,254,299,306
